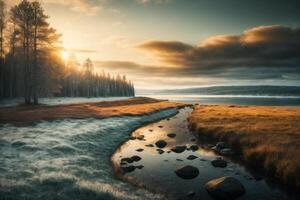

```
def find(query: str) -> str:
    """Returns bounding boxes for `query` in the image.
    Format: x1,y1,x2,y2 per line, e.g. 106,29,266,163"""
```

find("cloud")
5,0,101,15
95,60,300,89
94,60,299,80
94,60,167,76
41,0,102,16
137,25,300,71
94,25,300,88
7,0,170,16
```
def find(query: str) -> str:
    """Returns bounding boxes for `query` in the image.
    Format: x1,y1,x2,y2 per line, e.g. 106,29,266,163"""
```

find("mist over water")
0,109,178,200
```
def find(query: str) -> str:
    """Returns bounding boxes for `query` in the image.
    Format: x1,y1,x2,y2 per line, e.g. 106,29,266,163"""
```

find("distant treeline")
60,57,134,97
0,0,134,104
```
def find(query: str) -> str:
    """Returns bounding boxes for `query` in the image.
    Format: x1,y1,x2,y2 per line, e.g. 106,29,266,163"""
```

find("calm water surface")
112,108,291,200
139,94,300,106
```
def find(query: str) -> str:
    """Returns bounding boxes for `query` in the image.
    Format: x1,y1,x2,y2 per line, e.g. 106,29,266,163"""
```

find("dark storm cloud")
138,25,300,73
96,25,300,83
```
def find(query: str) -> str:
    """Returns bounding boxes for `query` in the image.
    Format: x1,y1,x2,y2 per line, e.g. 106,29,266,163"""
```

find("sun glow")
61,51,69,62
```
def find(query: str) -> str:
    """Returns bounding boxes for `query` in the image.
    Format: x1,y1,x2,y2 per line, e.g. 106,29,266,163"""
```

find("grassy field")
0,97,187,126
188,105,300,190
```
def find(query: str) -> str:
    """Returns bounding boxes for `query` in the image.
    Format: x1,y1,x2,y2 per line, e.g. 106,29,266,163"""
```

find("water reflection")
112,108,290,200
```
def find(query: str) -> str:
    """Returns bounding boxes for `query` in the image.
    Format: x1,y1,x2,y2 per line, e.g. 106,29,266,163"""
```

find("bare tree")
0,0,6,97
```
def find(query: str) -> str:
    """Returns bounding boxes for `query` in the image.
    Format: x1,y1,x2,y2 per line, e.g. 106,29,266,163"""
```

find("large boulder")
155,140,167,148
175,165,199,179
171,146,187,153
211,159,227,168
205,176,245,200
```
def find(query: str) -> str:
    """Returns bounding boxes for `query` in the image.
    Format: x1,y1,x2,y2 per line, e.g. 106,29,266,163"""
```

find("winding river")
0,106,294,200
111,107,291,200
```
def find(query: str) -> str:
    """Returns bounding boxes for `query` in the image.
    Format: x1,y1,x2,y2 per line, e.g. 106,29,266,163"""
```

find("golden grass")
188,105,300,190
0,97,187,126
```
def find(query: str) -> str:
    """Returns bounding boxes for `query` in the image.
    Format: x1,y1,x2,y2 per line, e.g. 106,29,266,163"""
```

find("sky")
7,0,300,89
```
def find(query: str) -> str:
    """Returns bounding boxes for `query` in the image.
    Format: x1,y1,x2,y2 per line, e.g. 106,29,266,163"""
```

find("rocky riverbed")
111,108,291,200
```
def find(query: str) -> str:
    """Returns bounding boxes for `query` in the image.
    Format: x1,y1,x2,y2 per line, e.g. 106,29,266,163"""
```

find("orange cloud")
137,25,300,69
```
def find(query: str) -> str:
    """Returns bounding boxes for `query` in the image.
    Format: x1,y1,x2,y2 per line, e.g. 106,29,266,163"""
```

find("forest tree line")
0,0,135,104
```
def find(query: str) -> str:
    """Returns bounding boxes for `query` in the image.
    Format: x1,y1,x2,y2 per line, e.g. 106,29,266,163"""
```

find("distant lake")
138,94,300,106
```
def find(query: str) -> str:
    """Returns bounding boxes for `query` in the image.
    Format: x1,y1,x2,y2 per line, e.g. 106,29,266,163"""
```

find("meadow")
188,105,300,190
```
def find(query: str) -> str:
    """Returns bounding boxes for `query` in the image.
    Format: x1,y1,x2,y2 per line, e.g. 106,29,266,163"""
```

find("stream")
111,107,290,200
0,108,179,200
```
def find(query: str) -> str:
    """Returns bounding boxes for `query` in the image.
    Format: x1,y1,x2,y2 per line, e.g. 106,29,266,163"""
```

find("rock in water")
187,155,198,160
216,142,229,151
190,145,199,151
171,146,187,153
121,157,133,163
157,149,164,154
136,165,144,169
167,133,176,138
220,148,234,155
155,140,167,148
187,191,196,197
121,166,136,174
205,176,245,199
175,165,199,179
136,148,144,152
131,155,141,162
211,159,227,168
136,135,145,140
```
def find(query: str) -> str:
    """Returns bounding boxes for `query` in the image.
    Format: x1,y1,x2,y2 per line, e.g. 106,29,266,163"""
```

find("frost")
0,108,178,200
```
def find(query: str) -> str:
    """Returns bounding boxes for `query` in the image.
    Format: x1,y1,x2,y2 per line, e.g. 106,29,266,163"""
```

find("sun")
61,51,69,61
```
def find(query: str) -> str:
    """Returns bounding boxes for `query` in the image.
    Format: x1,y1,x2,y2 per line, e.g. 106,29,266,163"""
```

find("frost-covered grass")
0,108,179,200
0,97,131,108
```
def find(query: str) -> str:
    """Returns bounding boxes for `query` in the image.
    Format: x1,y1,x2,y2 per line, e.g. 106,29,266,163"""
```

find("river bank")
188,105,300,193
0,97,187,126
